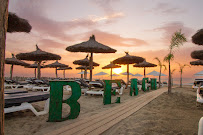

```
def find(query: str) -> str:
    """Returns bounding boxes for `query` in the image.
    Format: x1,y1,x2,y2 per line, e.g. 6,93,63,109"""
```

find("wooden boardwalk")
48,87,167,135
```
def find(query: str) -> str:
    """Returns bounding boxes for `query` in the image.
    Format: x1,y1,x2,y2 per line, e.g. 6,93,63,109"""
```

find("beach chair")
32,86,50,92
4,92,50,116
196,89,203,107
85,89,104,96
4,89,28,94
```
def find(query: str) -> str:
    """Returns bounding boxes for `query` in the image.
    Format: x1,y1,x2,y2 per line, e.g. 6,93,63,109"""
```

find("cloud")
39,39,66,49
9,0,124,43
90,0,120,14
148,2,186,15
154,22,194,43
76,29,148,47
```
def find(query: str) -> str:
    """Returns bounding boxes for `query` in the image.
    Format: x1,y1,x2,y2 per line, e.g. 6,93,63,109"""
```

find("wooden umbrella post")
84,66,87,79
34,68,36,78
144,67,146,78
90,52,93,81
0,1,9,134
10,64,13,80
127,64,129,88
55,67,58,78
37,61,41,79
63,70,65,78
110,68,112,80
81,69,83,78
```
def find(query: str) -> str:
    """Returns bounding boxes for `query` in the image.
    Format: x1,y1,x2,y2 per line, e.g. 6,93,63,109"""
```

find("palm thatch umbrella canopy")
73,55,99,79
191,50,203,60
76,66,94,78
192,29,203,45
190,60,203,66
16,45,61,79
73,55,99,66
7,12,32,33
76,66,93,70
66,35,116,81
24,62,44,78
5,54,30,79
102,62,121,80
113,52,145,87
57,67,72,78
44,60,68,78
133,60,157,78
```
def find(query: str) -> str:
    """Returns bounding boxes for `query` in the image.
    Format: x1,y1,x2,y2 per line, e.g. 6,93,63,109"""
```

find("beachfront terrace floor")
5,86,202,135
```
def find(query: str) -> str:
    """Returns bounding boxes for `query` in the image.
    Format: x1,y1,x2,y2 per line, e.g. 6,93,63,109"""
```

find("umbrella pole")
81,69,83,78
34,68,36,78
90,52,93,81
111,68,112,80
127,64,129,88
144,67,146,78
10,64,13,80
63,70,65,78
84,66,87,79
55,68,58,78
37,61,41,79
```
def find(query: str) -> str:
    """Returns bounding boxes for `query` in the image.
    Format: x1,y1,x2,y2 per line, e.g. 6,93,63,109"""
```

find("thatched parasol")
113,52,145,87
44,60,68,78
73,55,99,66
5,54,30,79
66,35,116,81
7,12,32,33
192,29,203,45
76,66,94,78
191,50,203,60
73,55,99,79
190,60,203,66
76,66,93,70
102,62,121,80
24,62,44,78
16,45,61,79
57,67,72,78
133,60,157,78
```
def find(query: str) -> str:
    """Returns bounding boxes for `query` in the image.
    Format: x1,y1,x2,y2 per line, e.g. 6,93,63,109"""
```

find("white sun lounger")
86,90,104,96
85,86,124,96
32,86,50,92
197,89,203,105
4,92,50,116
4,84,25,89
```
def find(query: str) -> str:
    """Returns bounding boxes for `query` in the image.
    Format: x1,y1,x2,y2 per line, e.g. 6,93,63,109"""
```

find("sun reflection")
113,68,122,74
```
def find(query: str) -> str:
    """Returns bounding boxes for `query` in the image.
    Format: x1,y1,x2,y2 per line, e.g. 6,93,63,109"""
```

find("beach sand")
5,86,202,135
5,88,145,135
103,86,202,135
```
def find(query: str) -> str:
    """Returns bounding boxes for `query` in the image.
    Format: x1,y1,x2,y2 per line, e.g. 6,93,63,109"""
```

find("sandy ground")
5,88,146,135
103,86,202,135
5,86,202,135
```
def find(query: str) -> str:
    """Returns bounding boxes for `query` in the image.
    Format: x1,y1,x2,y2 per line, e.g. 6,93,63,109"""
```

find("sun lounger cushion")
5,92,49,108
4,89,28,94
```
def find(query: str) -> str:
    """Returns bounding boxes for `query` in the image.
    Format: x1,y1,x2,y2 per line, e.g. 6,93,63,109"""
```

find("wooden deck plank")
48,88,167,135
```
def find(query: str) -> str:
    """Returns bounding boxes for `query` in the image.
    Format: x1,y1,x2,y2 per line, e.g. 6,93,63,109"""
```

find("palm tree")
164,30,187,94
154,57,167,88
177,63,190,88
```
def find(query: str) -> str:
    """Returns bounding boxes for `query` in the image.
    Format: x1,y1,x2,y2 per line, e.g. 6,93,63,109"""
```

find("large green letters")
103,80,121,105
130,78,138,96
142,78,149,91
48,81,81,122
150,78,157,90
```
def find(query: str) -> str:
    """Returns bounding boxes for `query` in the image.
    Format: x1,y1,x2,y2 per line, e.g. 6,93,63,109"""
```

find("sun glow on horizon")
113,68,122,74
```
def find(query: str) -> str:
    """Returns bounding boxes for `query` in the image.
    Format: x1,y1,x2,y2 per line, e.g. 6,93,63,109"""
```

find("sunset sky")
5,0,203,81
